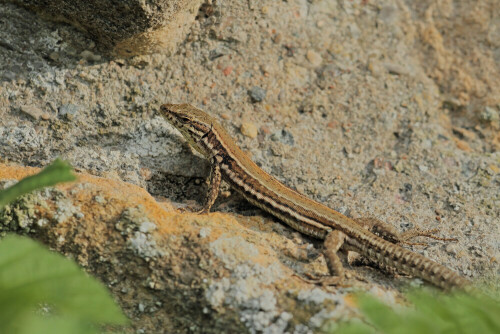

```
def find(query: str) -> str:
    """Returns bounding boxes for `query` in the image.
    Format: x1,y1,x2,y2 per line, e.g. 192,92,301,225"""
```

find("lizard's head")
159,104,214,156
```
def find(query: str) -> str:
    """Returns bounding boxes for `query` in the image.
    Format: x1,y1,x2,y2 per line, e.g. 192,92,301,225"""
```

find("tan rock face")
7,0,202,56
0,163,366,332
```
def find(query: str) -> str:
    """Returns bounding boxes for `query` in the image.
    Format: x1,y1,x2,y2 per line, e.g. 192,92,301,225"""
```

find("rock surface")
7,0,202,56
0,0,499,333
0,164,374,333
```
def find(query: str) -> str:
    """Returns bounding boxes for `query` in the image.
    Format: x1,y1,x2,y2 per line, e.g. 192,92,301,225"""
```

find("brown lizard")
159,103,471,290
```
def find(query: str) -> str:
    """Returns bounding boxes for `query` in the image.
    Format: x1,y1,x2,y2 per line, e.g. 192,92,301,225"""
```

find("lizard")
159,103,471,290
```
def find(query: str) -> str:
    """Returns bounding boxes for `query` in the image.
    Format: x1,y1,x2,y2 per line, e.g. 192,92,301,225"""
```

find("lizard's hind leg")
354,217,457,246
296,230,348,286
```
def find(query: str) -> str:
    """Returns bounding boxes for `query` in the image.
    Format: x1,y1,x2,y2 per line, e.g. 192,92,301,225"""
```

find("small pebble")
455,138,472,152
480,106,499,122
20,105,43,120
209,48,227,60
222,66,233,76
379,5,398,24
80,50,101,62
453,126,475,140
260,125,271,135
2,70,17,81
49,52,60,61
383,62,409,75
138,303,145,312
94,195,106,204
272,33,282,44
445,243,459,256
59,103,80,117
418,165,428,172
233,30,248,43
260,64,272,75
199,227,211,238
248,86,266,102
348,23,361,39
306,50,322,67
270,130,295,146
240,122,258,138
488,164,500,174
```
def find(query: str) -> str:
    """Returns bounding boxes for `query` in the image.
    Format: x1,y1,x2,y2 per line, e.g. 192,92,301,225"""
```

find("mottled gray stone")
248,86,266,103
7,0,202,56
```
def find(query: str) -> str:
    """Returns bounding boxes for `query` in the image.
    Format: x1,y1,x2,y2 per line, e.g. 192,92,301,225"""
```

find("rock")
8,0,203,56
208,46,230,60
270,129,294,146
445,243,459,256
80,50,101,62
240,122,258,138
306,50,322,67
222,66,233,76
480,106,499,123
20,105,43,120
379,5,398,24
58,103,80,117
0,163,358,333
248,86,266,102
383,62,410,75
48,52,59,61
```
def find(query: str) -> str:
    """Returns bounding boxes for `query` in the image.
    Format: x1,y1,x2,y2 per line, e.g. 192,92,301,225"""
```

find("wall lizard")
159,103,470,290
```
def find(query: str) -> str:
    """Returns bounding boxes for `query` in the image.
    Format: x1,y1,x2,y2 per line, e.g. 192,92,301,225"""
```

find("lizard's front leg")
197,155,222,214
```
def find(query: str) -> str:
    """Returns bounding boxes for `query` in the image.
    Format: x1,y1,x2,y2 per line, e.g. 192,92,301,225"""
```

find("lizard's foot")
399,228,457,246
347,251,401,276
354,217,458,246
193,207,211,214
294,273,344,286
177,205,209,214
176,206,189,213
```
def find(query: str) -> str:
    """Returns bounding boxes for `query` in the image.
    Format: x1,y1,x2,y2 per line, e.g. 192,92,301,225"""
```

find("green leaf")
334,320,376,334
0,158,76,208
14,316,97,334
332,288,500,334
0,235,128,333
354,294,402,333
